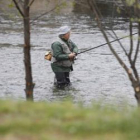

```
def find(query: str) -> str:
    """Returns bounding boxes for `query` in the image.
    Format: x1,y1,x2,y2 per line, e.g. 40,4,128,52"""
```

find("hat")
58,26,71,35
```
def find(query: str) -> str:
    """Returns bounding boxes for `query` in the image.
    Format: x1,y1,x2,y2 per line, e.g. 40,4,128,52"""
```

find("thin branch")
133,1,140,67
120,0,139,82
87,0,136,83
120,0,134,60
133,22,140,65
12,0,24,17
111,30,128,56
131,64,140,83
129,20,133,59
106,31,116,40
131,39,139,81
92,0,102,18
28,0,35,7
30,2,64,25
131,48,139,82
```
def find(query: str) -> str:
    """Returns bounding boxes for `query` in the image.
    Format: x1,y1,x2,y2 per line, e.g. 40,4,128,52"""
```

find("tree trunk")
24,0,34,100
135,93,140,105
133,84,140,105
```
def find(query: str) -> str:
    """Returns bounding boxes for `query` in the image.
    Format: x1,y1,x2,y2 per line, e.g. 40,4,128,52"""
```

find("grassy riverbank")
0,100,140,140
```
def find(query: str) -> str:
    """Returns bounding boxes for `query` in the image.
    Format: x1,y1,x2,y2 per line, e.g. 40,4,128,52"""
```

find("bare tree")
12,0,34,100
84,0,140,105
12,0,66,100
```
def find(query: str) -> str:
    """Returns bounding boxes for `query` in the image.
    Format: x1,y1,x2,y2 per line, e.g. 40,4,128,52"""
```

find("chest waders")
52,39,72,88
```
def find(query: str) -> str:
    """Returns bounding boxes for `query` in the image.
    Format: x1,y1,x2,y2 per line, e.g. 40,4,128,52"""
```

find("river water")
0,5,139,107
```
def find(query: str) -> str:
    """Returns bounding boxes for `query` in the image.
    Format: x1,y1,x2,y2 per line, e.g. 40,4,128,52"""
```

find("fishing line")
78,32,138,54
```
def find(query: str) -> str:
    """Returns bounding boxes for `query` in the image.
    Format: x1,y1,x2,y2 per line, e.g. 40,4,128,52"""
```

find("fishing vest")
51,39,73,67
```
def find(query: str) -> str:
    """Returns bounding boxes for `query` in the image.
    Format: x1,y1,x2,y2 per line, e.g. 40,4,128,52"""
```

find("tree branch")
30,2,64,25
12,0,24,17
87,0,136,83
111,29,128,56
133,23,140,65
132,23,140,82
129,20,133,60
28,0,35,7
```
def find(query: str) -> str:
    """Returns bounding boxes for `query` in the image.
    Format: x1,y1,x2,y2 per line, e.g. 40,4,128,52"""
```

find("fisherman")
51,25,78,88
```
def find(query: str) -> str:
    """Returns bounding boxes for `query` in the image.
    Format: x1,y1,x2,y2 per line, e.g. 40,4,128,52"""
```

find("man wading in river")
51,26,78,88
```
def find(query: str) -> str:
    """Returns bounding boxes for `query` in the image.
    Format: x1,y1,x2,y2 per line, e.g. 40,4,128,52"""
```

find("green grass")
0,100,140,140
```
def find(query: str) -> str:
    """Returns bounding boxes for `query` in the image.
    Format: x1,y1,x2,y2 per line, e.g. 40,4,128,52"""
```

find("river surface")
0,10,139,107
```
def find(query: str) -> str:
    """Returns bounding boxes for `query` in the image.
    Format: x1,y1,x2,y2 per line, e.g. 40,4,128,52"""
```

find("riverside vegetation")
0,100,140,140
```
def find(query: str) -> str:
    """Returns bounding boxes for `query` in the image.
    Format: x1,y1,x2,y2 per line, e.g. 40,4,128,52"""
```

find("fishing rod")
78,32,138,55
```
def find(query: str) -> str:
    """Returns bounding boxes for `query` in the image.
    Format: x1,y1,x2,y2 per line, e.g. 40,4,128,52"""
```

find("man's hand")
69,53,76,61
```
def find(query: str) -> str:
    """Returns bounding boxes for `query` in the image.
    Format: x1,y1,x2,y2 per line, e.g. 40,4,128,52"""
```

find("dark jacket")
51,38,78,72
